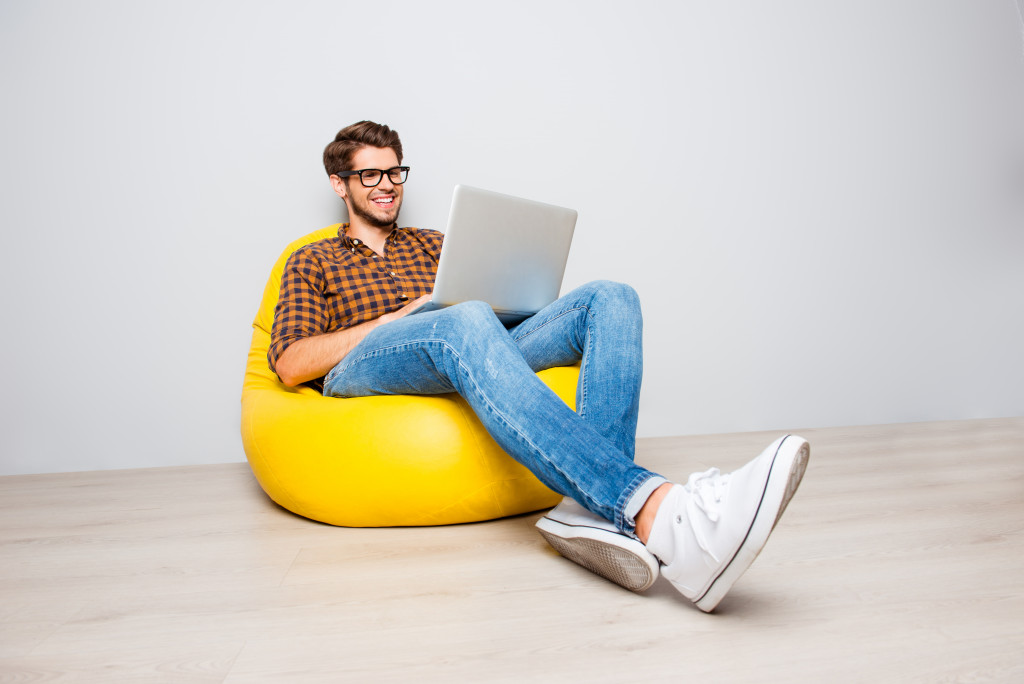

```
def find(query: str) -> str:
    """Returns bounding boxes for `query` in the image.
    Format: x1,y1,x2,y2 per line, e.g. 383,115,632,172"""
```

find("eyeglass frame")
333,166,411,187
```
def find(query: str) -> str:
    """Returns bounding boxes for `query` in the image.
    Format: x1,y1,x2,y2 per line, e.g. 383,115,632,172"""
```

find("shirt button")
398,294,409,301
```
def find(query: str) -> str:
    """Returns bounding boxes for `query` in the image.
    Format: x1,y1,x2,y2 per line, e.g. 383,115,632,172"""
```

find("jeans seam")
578,327,592,421
514,304,591,418
512,305,589,348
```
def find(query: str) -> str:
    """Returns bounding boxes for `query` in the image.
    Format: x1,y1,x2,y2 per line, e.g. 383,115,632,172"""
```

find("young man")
269,121,809,612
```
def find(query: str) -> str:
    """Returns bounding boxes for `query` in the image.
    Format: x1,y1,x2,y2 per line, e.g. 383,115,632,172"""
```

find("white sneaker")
646,435,810,612
536,497,660,592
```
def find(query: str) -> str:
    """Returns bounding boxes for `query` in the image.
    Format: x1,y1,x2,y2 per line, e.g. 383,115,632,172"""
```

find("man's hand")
274,294,433,387
378,294,432,324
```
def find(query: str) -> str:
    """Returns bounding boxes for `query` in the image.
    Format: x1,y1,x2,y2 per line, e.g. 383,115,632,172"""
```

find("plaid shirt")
268,224,443,384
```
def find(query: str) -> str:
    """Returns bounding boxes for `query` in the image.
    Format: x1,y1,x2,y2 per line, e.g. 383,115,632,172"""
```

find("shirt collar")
337,223,404,249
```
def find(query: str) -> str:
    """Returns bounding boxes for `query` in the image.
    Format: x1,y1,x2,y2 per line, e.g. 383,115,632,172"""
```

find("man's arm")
274,294,431,387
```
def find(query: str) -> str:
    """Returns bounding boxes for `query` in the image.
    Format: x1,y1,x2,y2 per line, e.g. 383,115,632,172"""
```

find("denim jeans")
322,280,667,534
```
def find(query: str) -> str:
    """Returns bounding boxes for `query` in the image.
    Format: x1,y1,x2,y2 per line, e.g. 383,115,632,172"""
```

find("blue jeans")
322,280,667,534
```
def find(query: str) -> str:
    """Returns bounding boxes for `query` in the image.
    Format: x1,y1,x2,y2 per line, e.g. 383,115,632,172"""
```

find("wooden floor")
1,419,1022,683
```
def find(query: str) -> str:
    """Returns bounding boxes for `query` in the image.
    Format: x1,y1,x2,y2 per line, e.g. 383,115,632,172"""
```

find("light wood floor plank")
1,419,1022,682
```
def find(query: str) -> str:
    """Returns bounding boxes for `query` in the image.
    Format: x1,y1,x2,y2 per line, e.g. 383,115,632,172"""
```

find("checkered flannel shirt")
268,224,444,386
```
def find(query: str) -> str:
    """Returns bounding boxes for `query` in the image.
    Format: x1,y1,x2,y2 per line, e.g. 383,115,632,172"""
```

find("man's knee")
583,280,641,310
443,300,501,324
431,300,506,341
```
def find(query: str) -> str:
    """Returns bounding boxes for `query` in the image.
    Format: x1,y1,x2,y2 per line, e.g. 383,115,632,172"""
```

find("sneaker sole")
536,517,659,592
693,434,810,612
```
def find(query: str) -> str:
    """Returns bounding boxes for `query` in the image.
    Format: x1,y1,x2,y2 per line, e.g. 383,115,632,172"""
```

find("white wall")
2,0,1022,475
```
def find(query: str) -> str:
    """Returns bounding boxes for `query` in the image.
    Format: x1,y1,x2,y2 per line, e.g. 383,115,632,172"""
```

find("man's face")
333,146,404,229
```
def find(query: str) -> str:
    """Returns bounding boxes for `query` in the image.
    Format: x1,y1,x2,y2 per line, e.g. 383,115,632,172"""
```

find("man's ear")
329,174,348,200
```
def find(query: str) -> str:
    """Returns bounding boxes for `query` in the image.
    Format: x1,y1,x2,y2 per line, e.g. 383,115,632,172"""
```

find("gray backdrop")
2,0,1022,475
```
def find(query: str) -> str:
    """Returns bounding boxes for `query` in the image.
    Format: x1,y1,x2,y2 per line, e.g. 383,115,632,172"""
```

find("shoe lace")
684,468,729,561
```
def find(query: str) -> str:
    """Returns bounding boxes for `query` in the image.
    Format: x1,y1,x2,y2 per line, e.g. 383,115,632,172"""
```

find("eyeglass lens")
360,168,408,187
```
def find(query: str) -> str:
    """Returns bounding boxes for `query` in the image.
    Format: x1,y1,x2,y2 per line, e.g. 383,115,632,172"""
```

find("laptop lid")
429,184,578,323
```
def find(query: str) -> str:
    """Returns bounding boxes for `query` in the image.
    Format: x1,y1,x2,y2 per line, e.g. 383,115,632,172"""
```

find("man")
269,121,809,612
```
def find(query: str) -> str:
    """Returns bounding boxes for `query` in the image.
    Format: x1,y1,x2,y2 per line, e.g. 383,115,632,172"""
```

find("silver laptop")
410,185,578,324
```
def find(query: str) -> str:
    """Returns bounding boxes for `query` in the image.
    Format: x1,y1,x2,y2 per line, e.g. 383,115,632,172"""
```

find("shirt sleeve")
267,248,330,374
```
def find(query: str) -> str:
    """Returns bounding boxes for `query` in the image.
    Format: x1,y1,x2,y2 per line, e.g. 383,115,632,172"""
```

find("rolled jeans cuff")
617,474,670,535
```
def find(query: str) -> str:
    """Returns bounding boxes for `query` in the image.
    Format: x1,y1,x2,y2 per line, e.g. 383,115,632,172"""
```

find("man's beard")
349,193,402,229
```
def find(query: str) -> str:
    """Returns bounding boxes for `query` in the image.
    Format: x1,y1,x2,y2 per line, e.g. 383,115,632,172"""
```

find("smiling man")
267,120,810,612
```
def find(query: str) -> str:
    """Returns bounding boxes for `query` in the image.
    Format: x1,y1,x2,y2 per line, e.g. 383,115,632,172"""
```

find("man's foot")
536,498,660,592
646,435,810,612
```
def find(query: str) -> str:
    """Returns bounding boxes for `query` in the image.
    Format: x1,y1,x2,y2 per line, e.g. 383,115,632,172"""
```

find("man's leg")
507,280,642,460
503,281,659,589
322,299,663,534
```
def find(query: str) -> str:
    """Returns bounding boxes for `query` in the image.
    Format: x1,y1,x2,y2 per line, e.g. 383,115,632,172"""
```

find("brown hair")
323,121,404,177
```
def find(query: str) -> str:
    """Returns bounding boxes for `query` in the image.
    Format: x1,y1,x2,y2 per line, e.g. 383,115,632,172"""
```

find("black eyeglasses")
335,166,410,187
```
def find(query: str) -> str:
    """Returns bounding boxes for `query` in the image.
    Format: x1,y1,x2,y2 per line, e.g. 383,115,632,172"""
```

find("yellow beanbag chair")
241,225,573,526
